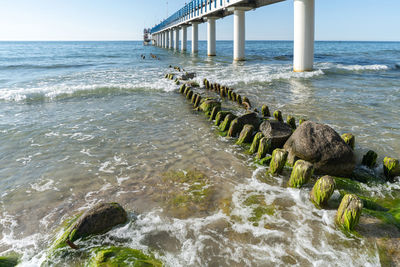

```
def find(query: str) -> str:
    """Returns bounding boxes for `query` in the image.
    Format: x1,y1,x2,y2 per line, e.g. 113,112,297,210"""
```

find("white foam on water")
30,179,59,192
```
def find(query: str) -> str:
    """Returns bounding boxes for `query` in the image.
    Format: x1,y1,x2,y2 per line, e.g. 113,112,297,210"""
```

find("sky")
0,0,399,41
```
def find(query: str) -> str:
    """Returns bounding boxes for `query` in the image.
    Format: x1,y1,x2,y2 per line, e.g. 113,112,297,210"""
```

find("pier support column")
206,18,217,56
293,0,315,72
181,25,187,52
233,8,246,61
169,29,174,49
163,32,167,48
174,28,180,50
191,22,199,54
166,31,170,48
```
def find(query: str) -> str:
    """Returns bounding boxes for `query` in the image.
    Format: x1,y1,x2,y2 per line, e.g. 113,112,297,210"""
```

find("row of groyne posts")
149,0,315,72
164,66,400,233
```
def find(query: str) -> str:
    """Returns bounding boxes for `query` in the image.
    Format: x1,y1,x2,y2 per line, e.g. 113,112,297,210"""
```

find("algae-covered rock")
310,175,336,208
341,133,355,150
236,124,254,145
0,256,19,267
361,150,378,169
299,118,307,125
288,160,314,188
231,92,237,102
191,93,197,104
383,157,400,182
257,137,271,159
273,110,283,122
259,120,292,150
261,105,270,117
209,106,221,121
182,72,196,80
219,114,236,132
86,246,162,267
242,96,251,107
235,112,261,131
203,78,209,88
227,119,240,138
175,80,180,85
335,194,363,231
186,81,199,87
236,95,242,105
286,116,296,130
179,84,186,94
214,111,230,126
249,132,264,154
283,121,356,177
186,90,193,100
269,149,288,175
199,99,221,116
220,88,226,98
183,86,190,96
52,203,127,250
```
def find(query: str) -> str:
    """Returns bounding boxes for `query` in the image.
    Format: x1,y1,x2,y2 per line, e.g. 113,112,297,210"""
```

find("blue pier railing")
151,0,229,34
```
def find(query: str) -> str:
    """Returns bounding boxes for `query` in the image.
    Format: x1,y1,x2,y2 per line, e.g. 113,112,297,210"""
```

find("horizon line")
0,39,399,42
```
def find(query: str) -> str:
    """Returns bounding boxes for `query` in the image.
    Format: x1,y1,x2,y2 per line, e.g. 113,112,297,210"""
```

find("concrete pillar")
191,22,199,53
181,25,187,52
233,9,245,61
207,18,216,56
169,29,174,49
293,0,315,72
166,30,170,48
174,28,180,50
163,32,166,48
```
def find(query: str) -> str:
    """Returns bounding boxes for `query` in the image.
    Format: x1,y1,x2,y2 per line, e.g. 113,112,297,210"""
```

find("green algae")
341,133,355,149
162,170,215,218
310,175,335,208
243,195,275,226
214,111,230,126
219,114,236,132
335,194,363,231
288,160,314,188
261,105,270,117
286,116,296,130
236,124,254,145
51,213,83,250
227,119,240,138
383,157,400,181
361,150,378,168
0,255,19,267
269,149,288,175
257,137,271,160
273,110,283,122
86,247,162,267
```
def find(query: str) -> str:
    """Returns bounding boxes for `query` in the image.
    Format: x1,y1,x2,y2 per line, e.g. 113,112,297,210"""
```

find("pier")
149,0,315,72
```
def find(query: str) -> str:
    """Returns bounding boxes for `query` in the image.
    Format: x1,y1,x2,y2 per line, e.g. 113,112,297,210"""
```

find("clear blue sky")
0,0,399,41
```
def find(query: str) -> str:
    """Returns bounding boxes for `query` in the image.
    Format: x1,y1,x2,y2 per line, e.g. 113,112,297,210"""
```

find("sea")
0,41,399,266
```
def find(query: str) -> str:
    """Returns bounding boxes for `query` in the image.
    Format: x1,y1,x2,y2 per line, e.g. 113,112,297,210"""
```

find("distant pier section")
149,0,315,72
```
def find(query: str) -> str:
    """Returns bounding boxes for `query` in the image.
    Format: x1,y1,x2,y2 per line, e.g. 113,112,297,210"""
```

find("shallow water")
0,41,399,266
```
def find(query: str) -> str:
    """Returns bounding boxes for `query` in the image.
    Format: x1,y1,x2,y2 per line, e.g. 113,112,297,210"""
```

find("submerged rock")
310,175,336,208
269,149,288,175
259,120,292,150
341,133,355,149
261,105,270,117
52,203,127,249
288,160,314,188
361,150,378,169
335,194,363,231
236,124,254,145
273,110,283,122
181,72,196,80
283,121,356,176
87,246,162,267
383,157,400,182
257,137,271,159
249,132,264,154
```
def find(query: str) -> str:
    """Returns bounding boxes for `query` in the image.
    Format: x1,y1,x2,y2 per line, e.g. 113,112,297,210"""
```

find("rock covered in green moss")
257,137,272,159
199,99,221,116
299,118,307,125
179,84,186,94
194,95,202,108
335,194,363,231
236,94,242,105
288,160,314,188
209,106,221,121
269,149,288,175
231,92,237,102
227,119,240,137
310,175,336,208
214,111,230,126
86,246,162,267
383,157,400,182
249,132,264,154
191,93,197,104
219,114,236,132
0,256,19,267
236,124,254,145
341,133,355,149
286,116,296,130
361,150,378,168
186,90,193,100
261,105,270,117
52,203,127,250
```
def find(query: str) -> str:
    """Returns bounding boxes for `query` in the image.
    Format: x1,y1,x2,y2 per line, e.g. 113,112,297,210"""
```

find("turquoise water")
0,41,399,266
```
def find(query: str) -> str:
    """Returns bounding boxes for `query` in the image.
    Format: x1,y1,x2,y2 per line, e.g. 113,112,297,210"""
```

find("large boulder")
235,112,261,131
259,120,292,150
53,202,127,249
283,121,356,176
